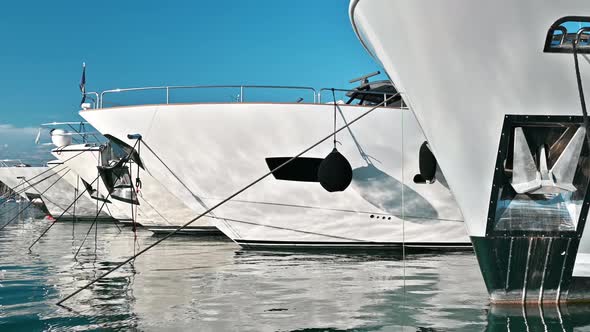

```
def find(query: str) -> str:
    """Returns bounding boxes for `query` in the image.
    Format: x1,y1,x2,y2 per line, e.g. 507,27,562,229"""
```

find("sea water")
1,202,589,331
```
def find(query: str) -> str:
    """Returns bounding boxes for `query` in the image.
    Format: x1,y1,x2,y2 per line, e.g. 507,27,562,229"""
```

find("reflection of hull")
81,103,468,249
0,166,112,221
486,304,590,331
350,0,590,301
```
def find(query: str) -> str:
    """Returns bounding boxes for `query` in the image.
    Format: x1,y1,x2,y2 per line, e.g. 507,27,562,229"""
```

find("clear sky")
0,0,384,162
0,0,383,125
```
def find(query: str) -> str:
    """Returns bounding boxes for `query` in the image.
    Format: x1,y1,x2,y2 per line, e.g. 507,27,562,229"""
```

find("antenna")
349,71,380,86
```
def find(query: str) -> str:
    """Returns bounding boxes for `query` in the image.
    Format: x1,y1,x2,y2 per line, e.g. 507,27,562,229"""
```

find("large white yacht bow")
350,0,590,303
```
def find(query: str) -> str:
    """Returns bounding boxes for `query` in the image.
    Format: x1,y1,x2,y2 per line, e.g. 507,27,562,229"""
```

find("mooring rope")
140,140,241,238
22,177,72,212
72,175,79,236
28,174,100,251
0,168,71,231
73,195,111,259
56,93,398,305
332,88,338,149
0,149,88,204
93,162,121,232
73,140,142,258
0,167,66,205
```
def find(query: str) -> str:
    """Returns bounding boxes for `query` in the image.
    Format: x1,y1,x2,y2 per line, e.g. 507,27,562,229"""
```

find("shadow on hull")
351,164,439,223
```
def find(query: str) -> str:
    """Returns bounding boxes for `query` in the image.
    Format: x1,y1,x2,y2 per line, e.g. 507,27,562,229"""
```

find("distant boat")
0,158,113,221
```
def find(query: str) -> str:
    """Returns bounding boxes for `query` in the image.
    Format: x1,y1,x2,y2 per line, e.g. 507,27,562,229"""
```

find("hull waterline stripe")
235,239,471,247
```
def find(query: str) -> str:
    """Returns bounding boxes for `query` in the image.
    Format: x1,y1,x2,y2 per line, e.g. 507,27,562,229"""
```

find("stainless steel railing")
40,121,104,145
82,92,100,109
87,84,406,109
99,85,317,108
0,159,26,167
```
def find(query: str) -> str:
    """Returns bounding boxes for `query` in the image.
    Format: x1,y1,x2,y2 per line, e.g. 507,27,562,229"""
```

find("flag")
79,62,86,104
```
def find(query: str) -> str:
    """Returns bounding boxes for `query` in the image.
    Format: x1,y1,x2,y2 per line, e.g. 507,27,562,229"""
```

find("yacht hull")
350,0,590,302
52,144,215,232
49,154,134,223
81,102,468,249
0,166,112,221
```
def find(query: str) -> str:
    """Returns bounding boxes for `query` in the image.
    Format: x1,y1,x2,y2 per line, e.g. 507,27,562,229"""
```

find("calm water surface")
1,203,590,331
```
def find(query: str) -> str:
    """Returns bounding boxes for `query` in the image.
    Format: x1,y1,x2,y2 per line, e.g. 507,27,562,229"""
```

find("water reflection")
486,304,590,332
1,205,590,331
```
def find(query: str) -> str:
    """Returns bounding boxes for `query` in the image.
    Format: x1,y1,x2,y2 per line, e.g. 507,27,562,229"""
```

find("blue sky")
0,0,381,125
0,0,383,162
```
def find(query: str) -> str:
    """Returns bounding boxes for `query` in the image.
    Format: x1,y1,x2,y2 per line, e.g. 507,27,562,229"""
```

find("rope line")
73,140,142,258
140,141,241,238
0,169,71,231
28,173,100,251
56,93,398,305
0,149,87,203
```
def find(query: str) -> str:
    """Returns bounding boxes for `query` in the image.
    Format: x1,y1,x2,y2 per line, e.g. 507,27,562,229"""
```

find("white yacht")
0,160,112,221
79,79,470,250
44,122,220,234
0,160,32,202
350,0,590,302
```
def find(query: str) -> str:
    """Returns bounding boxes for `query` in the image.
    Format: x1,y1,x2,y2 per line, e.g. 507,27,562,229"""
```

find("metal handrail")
99,85,317,108
0,159,26,167
40,121,104,145
83,92,100,109
576,27,590,46
41,121,90,126
92,84,408,109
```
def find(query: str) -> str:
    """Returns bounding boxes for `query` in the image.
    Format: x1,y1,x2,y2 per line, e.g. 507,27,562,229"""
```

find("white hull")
81,102,469,249
50,148,135,223
351,0,590,302
350,0,590,237
53,144,217,231
0,166,111,220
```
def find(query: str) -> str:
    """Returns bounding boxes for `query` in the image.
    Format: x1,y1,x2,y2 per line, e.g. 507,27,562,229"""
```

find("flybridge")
81,84,405,109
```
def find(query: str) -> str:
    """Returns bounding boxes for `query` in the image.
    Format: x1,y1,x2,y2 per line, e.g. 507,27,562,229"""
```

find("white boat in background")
48,148,135,224
79,80,469,250
43,122,220,234
0,160,111,221
350,0,590,302
0,160,32,202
